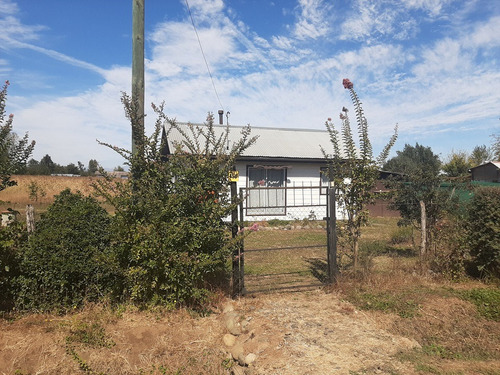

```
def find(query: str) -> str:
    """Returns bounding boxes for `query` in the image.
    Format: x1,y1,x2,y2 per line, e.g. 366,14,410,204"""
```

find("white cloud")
464,15,500,48
401,0,452,17
0,0,18,15
186,0,224,21
293,0,332,40
5,0,500,168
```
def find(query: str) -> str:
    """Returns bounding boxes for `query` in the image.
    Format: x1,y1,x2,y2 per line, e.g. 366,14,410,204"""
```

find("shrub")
94,98,256,308
16,189,118,311
430,216,470,279
466,187,500,277
0,221,28,310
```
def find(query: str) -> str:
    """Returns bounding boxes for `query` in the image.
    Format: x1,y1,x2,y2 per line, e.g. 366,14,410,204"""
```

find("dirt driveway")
226,288,419,375
1,288,421,375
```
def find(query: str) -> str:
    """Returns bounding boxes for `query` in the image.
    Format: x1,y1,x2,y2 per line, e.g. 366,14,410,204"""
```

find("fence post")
239,188,245,294
231,181,241,296
26,204,35,234
327,187,339,283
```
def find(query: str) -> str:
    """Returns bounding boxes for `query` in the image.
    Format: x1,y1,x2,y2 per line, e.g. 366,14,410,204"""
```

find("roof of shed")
165,122,345,160
470,161,500,170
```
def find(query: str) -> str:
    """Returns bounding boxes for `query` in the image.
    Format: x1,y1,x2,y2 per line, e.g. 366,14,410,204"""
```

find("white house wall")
233,161,345,222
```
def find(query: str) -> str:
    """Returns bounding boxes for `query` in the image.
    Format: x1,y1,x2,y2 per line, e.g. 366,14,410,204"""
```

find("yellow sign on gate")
229,170,239,182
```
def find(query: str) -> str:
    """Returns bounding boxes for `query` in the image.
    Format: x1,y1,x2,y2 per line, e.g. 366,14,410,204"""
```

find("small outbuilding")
470,161,500,183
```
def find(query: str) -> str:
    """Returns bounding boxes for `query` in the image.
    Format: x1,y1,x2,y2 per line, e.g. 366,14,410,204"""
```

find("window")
247,166,287,215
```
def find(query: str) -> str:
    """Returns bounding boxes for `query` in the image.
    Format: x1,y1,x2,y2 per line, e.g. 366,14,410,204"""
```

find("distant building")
470,161,500,183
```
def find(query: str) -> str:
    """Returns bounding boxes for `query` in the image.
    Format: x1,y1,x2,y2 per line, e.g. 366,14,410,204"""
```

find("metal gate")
231,184,338,295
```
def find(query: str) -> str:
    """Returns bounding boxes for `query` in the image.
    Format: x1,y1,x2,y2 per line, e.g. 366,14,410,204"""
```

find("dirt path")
1,289,421,375
227,289,419,375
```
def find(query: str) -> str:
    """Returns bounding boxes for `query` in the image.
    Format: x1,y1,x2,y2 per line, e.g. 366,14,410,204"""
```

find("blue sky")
2,0,500,169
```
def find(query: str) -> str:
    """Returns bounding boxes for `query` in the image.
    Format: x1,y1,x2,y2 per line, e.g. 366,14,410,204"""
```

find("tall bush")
16,189,117,311
0,222,28,310
94,97,256,307
466,187,500,277
323,79,397,271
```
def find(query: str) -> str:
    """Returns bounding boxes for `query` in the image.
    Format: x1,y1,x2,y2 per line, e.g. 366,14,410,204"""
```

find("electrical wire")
184,0,224,111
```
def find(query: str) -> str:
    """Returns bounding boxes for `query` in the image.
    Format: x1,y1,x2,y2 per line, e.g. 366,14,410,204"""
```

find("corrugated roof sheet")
470,161,500,170
165,122,346,159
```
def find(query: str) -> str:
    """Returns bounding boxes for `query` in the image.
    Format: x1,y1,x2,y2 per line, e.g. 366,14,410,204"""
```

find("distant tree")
114,165,125,172
0,80,35,190
323,78,397,272
64,163,79,175
384,143,446,257
88,159,99,175
39,154,55,175
470,145,493,166
442,150,471,178
26,158,40,175
77,161,85,175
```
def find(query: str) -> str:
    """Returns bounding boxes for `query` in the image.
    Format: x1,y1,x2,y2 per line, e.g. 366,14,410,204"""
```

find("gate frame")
231,185,338,296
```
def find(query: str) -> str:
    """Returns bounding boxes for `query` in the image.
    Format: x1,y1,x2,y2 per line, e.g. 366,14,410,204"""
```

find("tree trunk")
419,200,426,258
353,237,359,273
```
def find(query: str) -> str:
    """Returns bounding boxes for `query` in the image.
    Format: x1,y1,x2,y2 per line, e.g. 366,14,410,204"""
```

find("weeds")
457,288,500,321
346,290,420,318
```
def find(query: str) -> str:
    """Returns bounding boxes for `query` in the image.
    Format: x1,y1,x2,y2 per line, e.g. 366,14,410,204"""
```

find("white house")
164,122,346,221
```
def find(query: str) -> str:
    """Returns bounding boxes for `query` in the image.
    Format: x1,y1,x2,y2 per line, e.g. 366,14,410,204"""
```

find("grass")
244,217,500,373
456,288,500,321
0,175,118,219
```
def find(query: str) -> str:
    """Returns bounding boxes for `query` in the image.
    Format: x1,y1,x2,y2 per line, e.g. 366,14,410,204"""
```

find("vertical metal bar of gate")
239,188,245,294
231,181,240,296
327,187,339,283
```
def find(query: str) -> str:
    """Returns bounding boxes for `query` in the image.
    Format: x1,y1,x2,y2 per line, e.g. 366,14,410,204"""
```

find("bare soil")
2,282,500,375
0,289,420,375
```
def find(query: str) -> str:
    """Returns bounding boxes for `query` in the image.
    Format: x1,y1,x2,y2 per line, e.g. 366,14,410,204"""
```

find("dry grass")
0,175,113,217
0,304,229,375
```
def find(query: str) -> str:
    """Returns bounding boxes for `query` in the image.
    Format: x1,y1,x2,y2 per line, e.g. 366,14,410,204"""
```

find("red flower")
339,113,346,120
342,78,353,89
5,80,10,86
327,117,332,122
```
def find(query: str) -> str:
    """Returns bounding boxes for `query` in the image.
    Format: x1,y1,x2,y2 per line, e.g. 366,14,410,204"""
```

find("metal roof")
470,161,500,170
165,122,346,160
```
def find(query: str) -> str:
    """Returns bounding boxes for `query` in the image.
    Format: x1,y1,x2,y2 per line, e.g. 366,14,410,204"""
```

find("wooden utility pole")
132,0,145,156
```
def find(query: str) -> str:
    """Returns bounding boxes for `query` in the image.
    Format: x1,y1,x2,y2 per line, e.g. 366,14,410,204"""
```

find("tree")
93,95,257,307
64,163,79,175
88,159,99,175
323,78,397,271
470,145,492,167
0,80,35,190
39,154,55,175
442,150,471,178
384,143,446,257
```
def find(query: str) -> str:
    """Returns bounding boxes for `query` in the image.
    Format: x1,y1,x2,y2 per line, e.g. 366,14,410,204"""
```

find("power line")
184,0,224,111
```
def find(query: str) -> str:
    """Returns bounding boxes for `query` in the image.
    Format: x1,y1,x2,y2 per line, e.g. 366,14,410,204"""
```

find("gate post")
327,187,339,283
231,181,241,296
239,188,245,294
